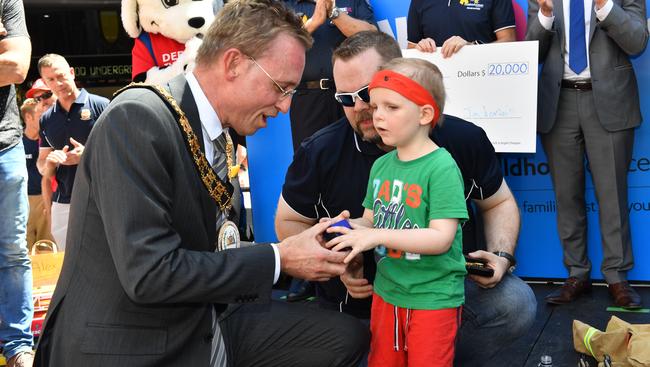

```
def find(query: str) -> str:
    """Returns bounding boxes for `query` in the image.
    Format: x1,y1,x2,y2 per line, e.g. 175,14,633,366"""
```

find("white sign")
403,41,539,153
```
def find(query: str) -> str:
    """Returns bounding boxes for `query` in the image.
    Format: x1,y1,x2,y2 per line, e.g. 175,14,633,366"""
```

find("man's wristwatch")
329,7,347,20
493,251,517,273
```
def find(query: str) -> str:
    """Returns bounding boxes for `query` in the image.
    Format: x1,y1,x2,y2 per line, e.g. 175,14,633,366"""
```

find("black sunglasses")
34,91,53,103
334,85,370,107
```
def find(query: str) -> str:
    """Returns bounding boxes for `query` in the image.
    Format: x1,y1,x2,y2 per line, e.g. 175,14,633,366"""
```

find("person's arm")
0,0,30,87
595,0,648,55
41,176,52,219
330,12,377,37
37,147,56,178
467,179,520,288
526,0,555,61
303,0,331,34
87,92,347,305
275,195,317,240
327,209,459,263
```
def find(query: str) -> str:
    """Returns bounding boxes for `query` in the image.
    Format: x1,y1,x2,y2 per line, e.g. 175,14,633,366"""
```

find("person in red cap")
325,58,468,367
26,78,57,229
26,78,56,116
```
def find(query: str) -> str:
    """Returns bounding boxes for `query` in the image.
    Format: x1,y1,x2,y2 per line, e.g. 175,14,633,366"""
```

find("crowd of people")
0,0,647,366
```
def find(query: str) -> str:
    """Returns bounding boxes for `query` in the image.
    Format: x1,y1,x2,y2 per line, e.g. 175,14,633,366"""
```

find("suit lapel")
167,75,217,247
588,1,597,44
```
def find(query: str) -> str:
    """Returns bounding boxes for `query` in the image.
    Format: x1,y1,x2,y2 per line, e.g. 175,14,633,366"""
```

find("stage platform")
273,281,650,367
2,282,647,366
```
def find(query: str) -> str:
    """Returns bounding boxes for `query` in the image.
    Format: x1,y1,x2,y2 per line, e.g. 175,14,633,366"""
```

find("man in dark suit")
34,1,369,366
527,0,648,307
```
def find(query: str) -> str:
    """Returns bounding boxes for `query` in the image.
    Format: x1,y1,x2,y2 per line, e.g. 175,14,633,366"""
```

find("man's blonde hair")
20,98,38,120
37,53,70,75
196,0,312,65
380,58,446,124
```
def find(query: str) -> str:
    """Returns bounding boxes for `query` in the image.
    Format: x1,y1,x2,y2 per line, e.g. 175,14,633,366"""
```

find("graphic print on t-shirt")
371,178,423,260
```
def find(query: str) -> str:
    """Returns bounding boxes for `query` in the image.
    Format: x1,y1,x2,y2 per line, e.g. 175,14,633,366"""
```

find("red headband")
369,69,441,126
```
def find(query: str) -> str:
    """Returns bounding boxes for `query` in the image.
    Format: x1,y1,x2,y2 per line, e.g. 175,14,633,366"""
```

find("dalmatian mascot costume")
121,0,223,84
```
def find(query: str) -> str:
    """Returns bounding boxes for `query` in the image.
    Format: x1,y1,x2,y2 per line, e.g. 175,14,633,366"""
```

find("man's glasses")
334,85,370,107
34,91,53,103
248,56,296,100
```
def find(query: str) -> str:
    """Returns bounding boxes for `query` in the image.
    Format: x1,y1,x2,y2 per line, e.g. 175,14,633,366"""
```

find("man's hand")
278,219,348,282
340,253,373,299
45,146,70,169
415,37,437,53
441,36,470,58
307,0,334,30
64,138,84,165
45,138,85,168
466,250,510,288
538,0,553,17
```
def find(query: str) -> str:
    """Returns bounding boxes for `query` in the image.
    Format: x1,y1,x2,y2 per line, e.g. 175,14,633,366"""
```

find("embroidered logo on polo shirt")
80,109,92,121
460,0,484,10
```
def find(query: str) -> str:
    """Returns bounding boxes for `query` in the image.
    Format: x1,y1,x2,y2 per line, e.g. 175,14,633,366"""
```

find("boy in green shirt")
327,58,468,366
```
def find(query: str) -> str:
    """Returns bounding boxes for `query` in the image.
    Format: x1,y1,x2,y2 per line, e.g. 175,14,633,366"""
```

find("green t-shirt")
362,148,469,310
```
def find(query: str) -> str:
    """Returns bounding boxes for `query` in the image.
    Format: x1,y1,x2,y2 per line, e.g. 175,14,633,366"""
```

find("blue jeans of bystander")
455,274,537,366
0,141,33,360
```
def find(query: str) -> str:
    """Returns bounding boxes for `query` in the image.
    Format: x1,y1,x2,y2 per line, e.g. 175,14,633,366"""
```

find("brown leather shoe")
545,277,592,304
608,281,642,309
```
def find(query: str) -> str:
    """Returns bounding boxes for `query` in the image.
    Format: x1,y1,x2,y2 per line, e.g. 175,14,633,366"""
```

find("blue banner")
247,0,650,280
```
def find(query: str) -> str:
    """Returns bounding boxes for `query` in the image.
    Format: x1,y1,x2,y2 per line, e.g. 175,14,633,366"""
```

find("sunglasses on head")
34,91,53,103
334,85,370,107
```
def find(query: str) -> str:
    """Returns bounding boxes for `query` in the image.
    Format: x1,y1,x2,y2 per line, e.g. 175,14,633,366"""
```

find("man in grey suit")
526,0,648,308
33,1,369,366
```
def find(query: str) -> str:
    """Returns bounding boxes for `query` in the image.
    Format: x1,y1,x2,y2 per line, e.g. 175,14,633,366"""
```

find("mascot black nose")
188,17,205,29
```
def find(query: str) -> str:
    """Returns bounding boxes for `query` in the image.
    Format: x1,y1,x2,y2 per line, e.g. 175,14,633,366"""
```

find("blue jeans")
455,274,537,366
0,141,33,360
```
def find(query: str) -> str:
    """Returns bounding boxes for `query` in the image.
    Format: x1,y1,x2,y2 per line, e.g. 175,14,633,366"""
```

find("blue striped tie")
569,0,588,74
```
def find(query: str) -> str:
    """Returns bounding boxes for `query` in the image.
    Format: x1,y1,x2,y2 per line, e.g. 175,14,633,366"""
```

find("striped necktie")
210,133,229,367
212,131,241,225
210,307,227,367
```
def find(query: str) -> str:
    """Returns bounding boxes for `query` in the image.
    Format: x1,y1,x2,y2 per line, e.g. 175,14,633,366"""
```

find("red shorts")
368,293,461,367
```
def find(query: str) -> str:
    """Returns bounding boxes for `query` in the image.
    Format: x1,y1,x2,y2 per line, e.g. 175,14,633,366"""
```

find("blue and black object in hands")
323,219,352,242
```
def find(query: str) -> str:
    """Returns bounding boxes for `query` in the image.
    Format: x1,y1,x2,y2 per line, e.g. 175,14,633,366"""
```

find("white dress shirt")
538,0,613,80
186,72,281,284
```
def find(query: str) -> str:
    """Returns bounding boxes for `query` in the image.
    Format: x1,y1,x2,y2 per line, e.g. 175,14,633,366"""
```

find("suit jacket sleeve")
598,0,648,55
525,0,554,62
87,89,275,305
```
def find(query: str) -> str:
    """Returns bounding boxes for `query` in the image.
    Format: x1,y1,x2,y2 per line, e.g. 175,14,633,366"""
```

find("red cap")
25,78,51,98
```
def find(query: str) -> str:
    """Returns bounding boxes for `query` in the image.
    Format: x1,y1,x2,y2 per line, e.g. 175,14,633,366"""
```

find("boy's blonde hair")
379,58,445,124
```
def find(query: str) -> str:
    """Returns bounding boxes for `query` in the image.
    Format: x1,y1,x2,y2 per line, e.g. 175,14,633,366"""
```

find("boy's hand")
325,224,377,263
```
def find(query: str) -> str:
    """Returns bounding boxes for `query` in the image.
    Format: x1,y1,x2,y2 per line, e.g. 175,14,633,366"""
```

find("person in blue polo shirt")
407,0,516,58
36,53,109,250
285,0,376,152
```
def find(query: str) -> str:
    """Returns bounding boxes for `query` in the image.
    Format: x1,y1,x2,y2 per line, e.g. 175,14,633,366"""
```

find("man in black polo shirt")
285,0,376,151
36,53,109,249
276,31,536,366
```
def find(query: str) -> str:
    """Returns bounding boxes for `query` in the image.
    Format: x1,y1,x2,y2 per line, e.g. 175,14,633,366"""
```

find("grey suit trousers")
541,87,635,283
